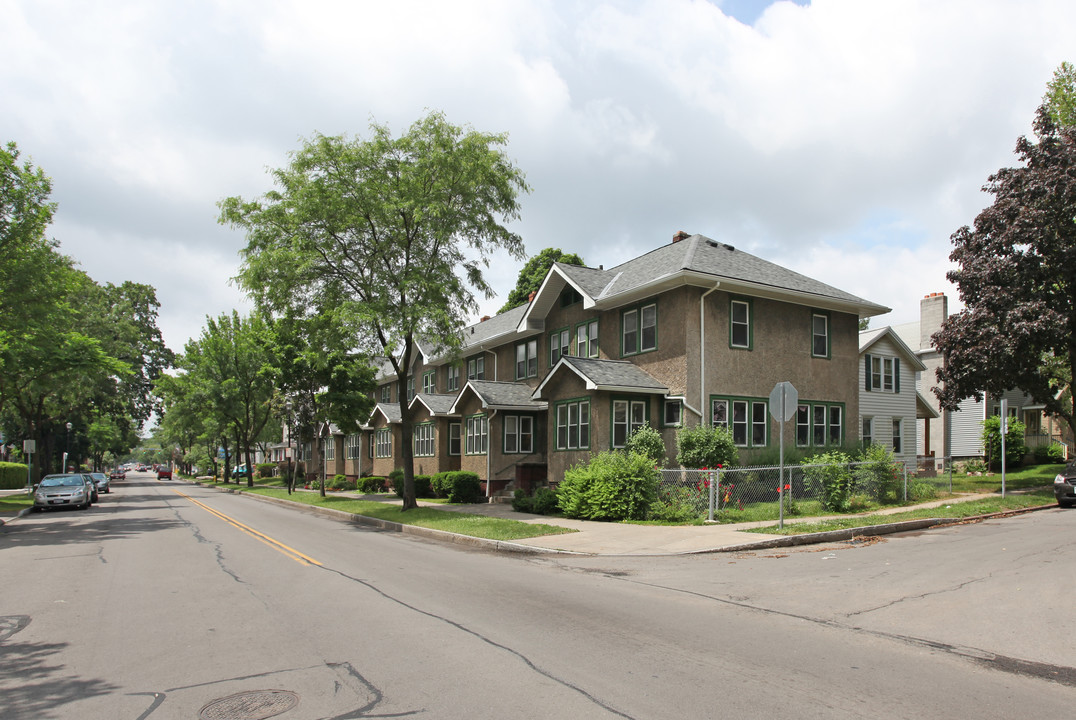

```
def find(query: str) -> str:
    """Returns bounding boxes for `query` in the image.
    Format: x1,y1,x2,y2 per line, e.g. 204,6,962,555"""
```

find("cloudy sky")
2,0,1073,352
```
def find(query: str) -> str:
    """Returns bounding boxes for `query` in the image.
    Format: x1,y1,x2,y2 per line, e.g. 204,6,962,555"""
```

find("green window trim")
662,398,684,428
422,370,436,394
796,400,846,448
729,296,753,350
621,301,658,357
811,310,831,359
550,327,570,366
465,413,489,455
574,319,600,359
503,414,536,454
413,422,435,457
611,396,650,448
515,339,538,379
554,396,591,451
710,394,768,448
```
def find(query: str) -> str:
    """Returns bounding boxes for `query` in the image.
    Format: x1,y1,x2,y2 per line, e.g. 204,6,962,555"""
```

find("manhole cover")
199,690,299,719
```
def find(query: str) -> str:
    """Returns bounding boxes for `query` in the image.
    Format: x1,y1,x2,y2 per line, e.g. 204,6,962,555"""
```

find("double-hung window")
555,399,591,450
504,415,534,454
812,312,830,358
796,405,810,446
515,339,538,379
892,418,903,453
550,329,570,365
576,320,599,358
465,415,488,455
379,384,392,403
325,440,335,461
862,417,874,447
828,406,842,445
622,303,657,356
406,376,415,401
730,298,752,349
448,422,461,456
447,365,460,392
422,371,435,394
375,428,392,458
466,356,485,381
711,396,768,448
712,399,729,432
866,355,899,392
612,399,647,448
663,399,683,428
812,405,826,446
345,434,361,459
414,423,435,457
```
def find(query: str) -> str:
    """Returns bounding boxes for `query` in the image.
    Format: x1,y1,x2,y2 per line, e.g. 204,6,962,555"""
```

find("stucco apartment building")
320,232,889,493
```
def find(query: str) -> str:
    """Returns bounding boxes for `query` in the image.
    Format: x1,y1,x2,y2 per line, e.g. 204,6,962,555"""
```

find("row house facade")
319,232,889,494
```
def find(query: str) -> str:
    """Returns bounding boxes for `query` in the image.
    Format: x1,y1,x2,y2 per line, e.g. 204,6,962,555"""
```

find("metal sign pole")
1000,398,1007,498
769,382,798,532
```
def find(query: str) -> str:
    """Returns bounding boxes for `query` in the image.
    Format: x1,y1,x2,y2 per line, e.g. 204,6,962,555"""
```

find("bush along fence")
656,458,921,526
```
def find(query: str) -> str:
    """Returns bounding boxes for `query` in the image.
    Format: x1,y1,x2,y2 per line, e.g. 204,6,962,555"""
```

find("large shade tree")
221,111,529,509
934,70,1076,440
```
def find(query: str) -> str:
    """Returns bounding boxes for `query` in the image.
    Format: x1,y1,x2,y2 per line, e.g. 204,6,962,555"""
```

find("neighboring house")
858,326,935,468
355,232,889,495
892,292,1044,464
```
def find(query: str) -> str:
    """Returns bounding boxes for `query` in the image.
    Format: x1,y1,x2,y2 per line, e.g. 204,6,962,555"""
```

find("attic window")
559,287,583,307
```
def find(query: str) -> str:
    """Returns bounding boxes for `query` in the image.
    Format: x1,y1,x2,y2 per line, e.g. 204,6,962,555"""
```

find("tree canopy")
220,111,529,508
933,76,1076,440
497,247,584,313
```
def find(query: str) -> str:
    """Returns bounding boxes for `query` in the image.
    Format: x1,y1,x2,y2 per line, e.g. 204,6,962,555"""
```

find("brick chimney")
672,230,689,243
528,291,536,303
480,315,490,322
920,292,948,349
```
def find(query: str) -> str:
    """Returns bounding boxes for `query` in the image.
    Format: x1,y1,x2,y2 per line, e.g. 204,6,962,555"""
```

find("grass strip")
237,486,576,542
0,493,32,513
746,489,1057,535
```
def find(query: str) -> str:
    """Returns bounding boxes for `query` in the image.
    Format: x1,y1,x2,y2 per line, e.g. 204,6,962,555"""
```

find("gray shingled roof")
411,393,457,416
533,356,668,399
453,380,548,412
587,234,884,309
369,402,402,424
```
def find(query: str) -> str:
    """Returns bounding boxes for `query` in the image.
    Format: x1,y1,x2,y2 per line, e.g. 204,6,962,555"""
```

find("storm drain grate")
199,689,299,719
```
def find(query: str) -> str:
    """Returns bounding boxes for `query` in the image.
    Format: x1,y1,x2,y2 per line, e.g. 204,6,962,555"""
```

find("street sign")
23,439,36,453
769,382,798,422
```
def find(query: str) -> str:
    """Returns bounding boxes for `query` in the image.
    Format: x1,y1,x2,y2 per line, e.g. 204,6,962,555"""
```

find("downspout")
700,283,721,425
485,349,497,381
486,408,498,498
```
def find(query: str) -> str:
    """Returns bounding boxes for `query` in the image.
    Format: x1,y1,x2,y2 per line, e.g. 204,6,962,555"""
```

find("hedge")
0,462,29,489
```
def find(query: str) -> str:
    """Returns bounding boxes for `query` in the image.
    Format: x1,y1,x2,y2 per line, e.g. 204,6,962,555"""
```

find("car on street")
88,472,111,494
80,474,99,503
157,466,172,480
32,474,93,511
1054,462,1076,507
109,467,126,480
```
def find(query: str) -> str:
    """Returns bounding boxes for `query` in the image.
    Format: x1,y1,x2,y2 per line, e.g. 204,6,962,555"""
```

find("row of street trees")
0,143,171,478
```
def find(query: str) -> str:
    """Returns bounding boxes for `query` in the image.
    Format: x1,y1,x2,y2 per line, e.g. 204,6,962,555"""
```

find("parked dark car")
81,474,99,503
109,468,126,480
88,472,111,494
157,466,172,480
32,474,92,511
1054,462,1076,507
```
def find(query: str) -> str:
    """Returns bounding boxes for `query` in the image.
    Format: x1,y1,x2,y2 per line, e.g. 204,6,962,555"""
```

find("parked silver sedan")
32,474,92,511
88,472,111,494
1054,462,1076,508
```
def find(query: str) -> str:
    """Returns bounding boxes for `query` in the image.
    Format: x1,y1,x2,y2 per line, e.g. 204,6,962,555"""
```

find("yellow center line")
170,488,322,567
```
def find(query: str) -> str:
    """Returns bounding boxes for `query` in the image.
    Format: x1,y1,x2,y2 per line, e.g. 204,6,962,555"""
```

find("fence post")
708,468,715,522
903,462,908,502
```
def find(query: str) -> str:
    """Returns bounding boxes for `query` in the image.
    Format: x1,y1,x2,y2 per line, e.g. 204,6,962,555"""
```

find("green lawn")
946,462,1063,493
0,492,32,514
237,486,576,541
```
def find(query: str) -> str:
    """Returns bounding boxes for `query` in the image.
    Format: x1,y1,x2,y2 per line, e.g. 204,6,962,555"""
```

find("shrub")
356,476,385,494
854,444,902,503
625,423,667,466
676,424,737,469
392,472,433,498
308,478,321,490
557,450,658,521
982,416,1026,470
0,462,28,490
1033,443,1066,464
909,481,938,501
647,485,700,522
256,463,276,479
432,471,481,503
512,487,560,515
802,451,853,512
326,474,356,491
511,488,533,513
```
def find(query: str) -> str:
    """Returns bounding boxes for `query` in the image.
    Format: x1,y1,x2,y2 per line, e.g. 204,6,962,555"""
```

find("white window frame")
892,418,903,453
504,415,534,454
663,399,683,428
375,428,392,458
447,365,460,392
465,415,488,455
812,313,829,358
414,423,435,457
516,339,538,379
422,371,435,395
448,422,461,456
556,399,590,450
730,299,751,349
345,433,361,459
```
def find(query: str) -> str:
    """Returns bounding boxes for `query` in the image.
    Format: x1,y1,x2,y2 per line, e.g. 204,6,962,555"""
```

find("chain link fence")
657,460,914,524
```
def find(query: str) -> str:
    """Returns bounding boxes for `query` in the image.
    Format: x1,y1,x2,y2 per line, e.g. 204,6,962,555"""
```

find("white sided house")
859,326,935,468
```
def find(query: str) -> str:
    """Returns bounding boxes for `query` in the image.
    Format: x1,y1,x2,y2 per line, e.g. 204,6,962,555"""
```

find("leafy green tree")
221,111,529,509
1045,61,1076,129
624,423,666,466
497,247,584,313
269,310,376,495
982,415,1027,470
934,88,1076,441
